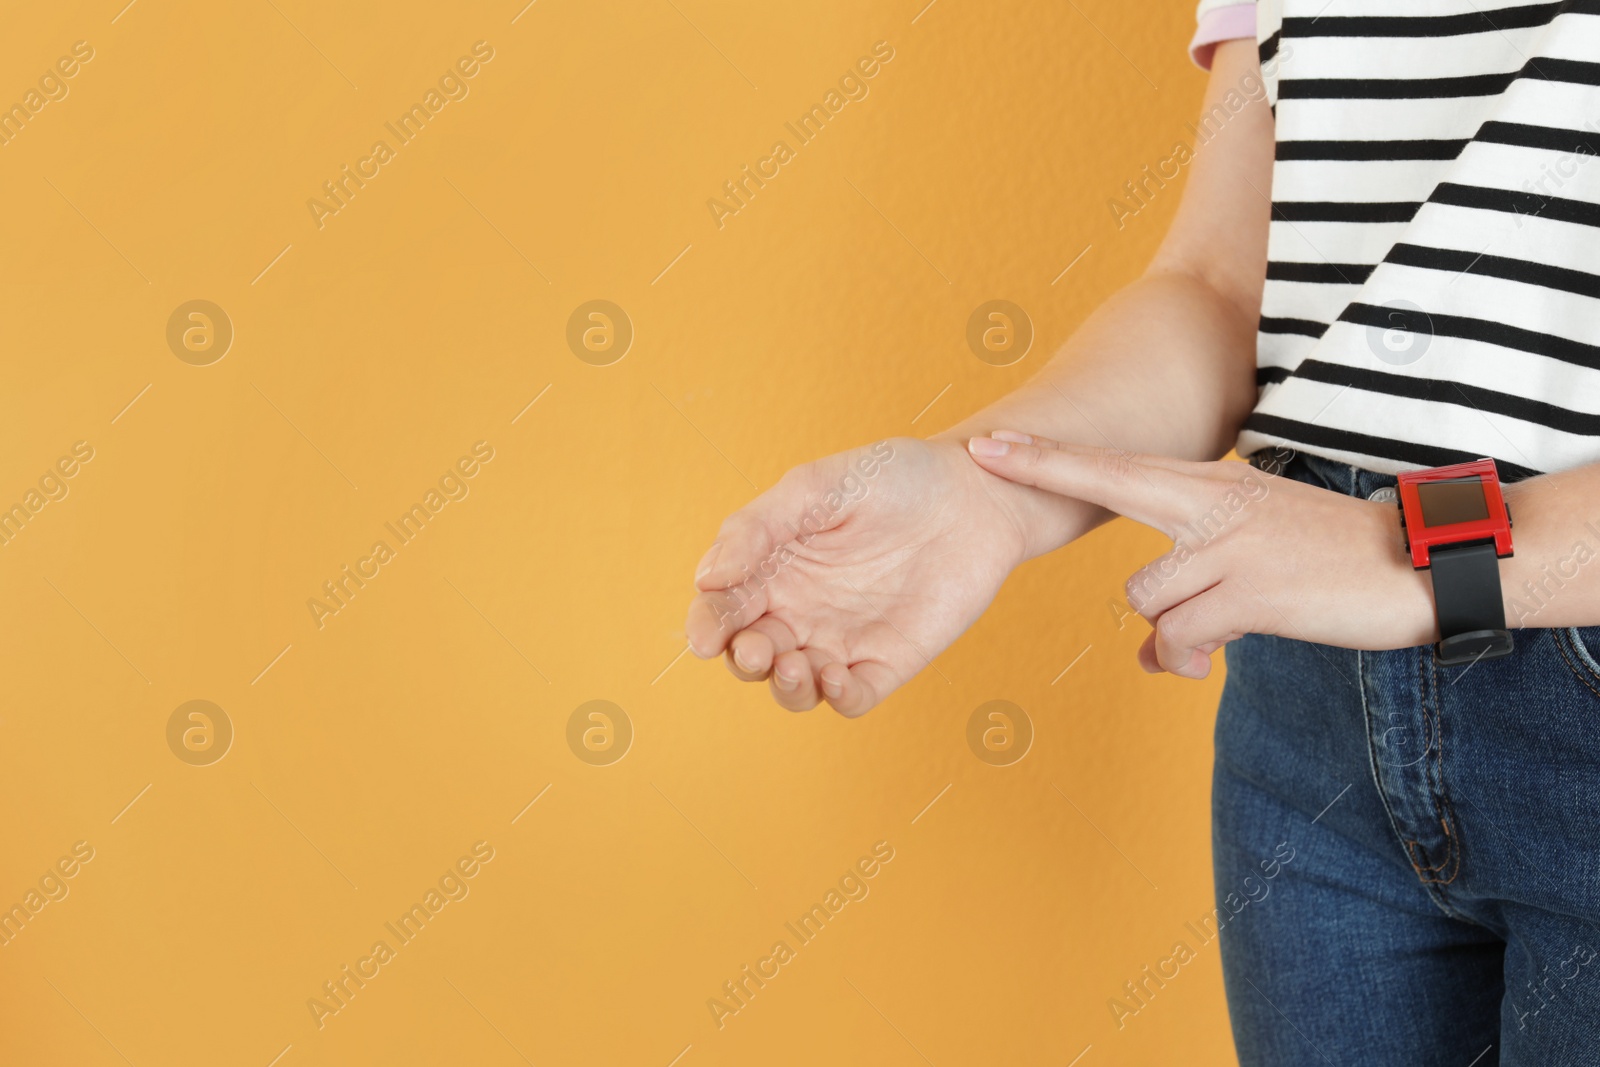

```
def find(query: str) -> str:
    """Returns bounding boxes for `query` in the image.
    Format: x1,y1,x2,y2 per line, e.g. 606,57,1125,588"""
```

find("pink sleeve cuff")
1189,3,1256,70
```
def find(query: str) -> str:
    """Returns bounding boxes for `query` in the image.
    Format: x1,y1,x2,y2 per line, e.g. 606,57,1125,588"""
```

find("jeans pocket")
1556,627,1600,692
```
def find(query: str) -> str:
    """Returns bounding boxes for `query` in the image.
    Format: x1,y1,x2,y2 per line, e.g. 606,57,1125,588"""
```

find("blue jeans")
1214,453,1600,1066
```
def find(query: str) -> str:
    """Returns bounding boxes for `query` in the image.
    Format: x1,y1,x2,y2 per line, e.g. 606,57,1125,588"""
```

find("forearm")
930,268,1258,559
927,37,1270,562
1502,466,1600,629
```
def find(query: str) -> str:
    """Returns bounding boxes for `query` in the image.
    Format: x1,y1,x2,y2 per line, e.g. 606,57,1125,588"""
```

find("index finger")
965,436,1215,537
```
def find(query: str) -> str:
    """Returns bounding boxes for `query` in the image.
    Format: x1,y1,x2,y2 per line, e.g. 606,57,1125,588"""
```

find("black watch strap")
1428,541,1512,665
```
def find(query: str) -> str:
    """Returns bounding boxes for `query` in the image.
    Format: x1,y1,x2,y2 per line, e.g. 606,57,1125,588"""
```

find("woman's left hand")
966,432,1439,678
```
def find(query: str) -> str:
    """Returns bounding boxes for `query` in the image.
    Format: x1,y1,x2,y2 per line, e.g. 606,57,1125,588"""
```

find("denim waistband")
1249,447,1400,501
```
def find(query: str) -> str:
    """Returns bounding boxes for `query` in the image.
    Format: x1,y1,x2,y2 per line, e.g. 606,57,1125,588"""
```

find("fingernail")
823,678,843,699
775,670,799,692
695,542,722,580
967,436,1010,458
990,430,1032,444
733,647,756,672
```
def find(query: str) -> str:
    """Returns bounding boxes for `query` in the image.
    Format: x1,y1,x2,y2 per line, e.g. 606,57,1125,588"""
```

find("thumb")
686,471,826,660
693,468,835,593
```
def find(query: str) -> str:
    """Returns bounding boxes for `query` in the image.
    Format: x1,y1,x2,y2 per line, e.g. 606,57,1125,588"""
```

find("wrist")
1494,478,1574,630
1395,461,1521,658
927,431,1106,561
1374,498,1442,646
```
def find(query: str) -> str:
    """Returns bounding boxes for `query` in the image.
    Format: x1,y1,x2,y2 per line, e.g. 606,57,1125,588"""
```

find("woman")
686,2,1600,1060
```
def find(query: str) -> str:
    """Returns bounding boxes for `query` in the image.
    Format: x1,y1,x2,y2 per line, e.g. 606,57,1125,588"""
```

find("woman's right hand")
684,436,1053,716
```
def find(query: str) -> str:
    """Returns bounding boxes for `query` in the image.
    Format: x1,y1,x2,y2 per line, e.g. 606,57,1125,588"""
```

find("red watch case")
1395,458,1513,569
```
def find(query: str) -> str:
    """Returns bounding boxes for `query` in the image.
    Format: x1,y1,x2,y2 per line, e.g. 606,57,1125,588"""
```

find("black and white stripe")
1237,0,1600,476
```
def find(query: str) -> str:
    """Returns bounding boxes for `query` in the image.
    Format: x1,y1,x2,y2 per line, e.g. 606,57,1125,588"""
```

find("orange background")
0,1,1234,1064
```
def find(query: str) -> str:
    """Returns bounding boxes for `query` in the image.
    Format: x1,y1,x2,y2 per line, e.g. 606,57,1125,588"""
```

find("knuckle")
777,461,812,489
1013,444,1044,471
716,510,757,546
1157,599,1207,647
773,463,821,504
1154,609,1190,648
1094,448,1138,483
1125,568,1160,612
710,592,747,632
1161,593,1239,647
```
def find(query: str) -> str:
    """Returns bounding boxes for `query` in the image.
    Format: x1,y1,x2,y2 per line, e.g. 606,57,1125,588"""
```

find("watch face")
1416,476,1490,527
1396,458,1512,570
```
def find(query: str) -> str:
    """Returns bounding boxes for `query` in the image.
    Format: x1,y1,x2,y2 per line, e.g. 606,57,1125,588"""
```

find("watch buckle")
1434,629,1514,666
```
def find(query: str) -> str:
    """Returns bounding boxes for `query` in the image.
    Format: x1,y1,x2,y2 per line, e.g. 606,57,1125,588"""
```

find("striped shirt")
1196,0,1600,479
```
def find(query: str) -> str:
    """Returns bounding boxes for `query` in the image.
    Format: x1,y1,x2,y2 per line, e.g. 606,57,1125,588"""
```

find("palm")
686,438,1028,715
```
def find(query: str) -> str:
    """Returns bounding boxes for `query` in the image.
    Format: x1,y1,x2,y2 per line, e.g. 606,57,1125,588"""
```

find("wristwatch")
1396,458,1514,666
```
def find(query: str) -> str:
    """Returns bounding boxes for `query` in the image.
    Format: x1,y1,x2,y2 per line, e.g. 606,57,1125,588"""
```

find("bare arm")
685,40,1277,714
935,39,1273,559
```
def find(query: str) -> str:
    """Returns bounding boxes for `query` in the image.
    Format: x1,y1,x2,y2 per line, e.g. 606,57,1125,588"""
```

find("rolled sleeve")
1190,0,1256,70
